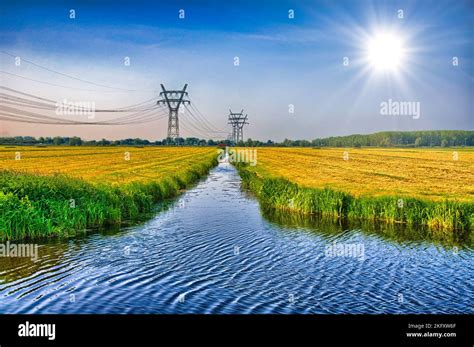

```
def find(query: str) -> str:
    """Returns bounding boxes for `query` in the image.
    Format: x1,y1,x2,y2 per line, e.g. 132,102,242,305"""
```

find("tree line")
0,136,231,147
309,130,474,148
0,130,472,147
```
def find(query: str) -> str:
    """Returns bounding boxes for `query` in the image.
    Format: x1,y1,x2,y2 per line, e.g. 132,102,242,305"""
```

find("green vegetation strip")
0,156,218,240
235,163,473,235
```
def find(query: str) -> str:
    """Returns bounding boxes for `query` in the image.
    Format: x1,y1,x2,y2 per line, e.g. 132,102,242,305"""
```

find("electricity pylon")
228,109,249,143
157,84,190,139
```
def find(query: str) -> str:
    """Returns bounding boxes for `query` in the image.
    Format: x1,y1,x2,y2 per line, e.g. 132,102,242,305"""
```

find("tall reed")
0,157,218,240
235,163,473,234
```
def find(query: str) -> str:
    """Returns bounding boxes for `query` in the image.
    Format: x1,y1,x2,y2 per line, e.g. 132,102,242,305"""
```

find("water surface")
0,163,472,313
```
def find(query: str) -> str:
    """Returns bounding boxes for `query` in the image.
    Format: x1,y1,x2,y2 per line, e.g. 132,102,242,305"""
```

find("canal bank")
0,163,472,314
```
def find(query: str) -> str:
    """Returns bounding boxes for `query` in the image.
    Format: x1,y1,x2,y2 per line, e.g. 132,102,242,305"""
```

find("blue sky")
0,0,472,141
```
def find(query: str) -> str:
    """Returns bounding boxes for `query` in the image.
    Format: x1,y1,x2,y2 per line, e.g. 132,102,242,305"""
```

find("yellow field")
1,146,472,202
245,147,474,202
0,146,217,184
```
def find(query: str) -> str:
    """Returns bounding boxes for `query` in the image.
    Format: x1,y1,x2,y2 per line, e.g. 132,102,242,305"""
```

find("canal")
0,163,472,313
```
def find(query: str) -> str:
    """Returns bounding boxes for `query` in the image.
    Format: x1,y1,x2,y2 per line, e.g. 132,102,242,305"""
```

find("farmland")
0,146,218,240
235,147,474,232
0,146,217,184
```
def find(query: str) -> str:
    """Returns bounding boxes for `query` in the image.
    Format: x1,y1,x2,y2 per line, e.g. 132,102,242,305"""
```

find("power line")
0,54,231,137
0,113,167,125
0,87,169,125
187,97,227,133
0,70,155,94
0,95,157,113
0,105,168,125
184,105,217,133
179,121,209,139
0,85,167,125
0,87,157,112
1,51,156,92
184,104,227,134
0,82,229,138
183,108,227,140
181,112,215,139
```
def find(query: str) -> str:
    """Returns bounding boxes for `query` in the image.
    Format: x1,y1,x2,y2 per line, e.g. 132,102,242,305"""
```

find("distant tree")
380,138,391,147
164,137,175,145
174,137,185,146
1,130,472,148
69,136,82,146
53,137,63,146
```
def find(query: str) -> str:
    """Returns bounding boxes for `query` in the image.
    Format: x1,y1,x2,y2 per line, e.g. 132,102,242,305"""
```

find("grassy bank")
235,163,473,235
0,155,218,240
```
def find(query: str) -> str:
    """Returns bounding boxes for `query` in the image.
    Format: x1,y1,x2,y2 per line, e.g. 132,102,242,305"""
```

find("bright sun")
367,32,405,71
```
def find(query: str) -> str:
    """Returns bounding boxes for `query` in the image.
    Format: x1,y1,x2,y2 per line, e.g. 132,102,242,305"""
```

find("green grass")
0,157,218,240
235,163,473,237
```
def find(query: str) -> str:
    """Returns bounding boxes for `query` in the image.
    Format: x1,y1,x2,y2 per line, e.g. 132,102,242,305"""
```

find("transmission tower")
228,109,249,143
157,84,190,138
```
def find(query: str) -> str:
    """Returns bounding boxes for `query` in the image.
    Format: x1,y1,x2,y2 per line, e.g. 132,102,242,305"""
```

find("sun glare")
366,32,405,71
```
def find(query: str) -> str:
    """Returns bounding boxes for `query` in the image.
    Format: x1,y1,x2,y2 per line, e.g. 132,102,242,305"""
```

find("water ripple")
0,163,472,314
